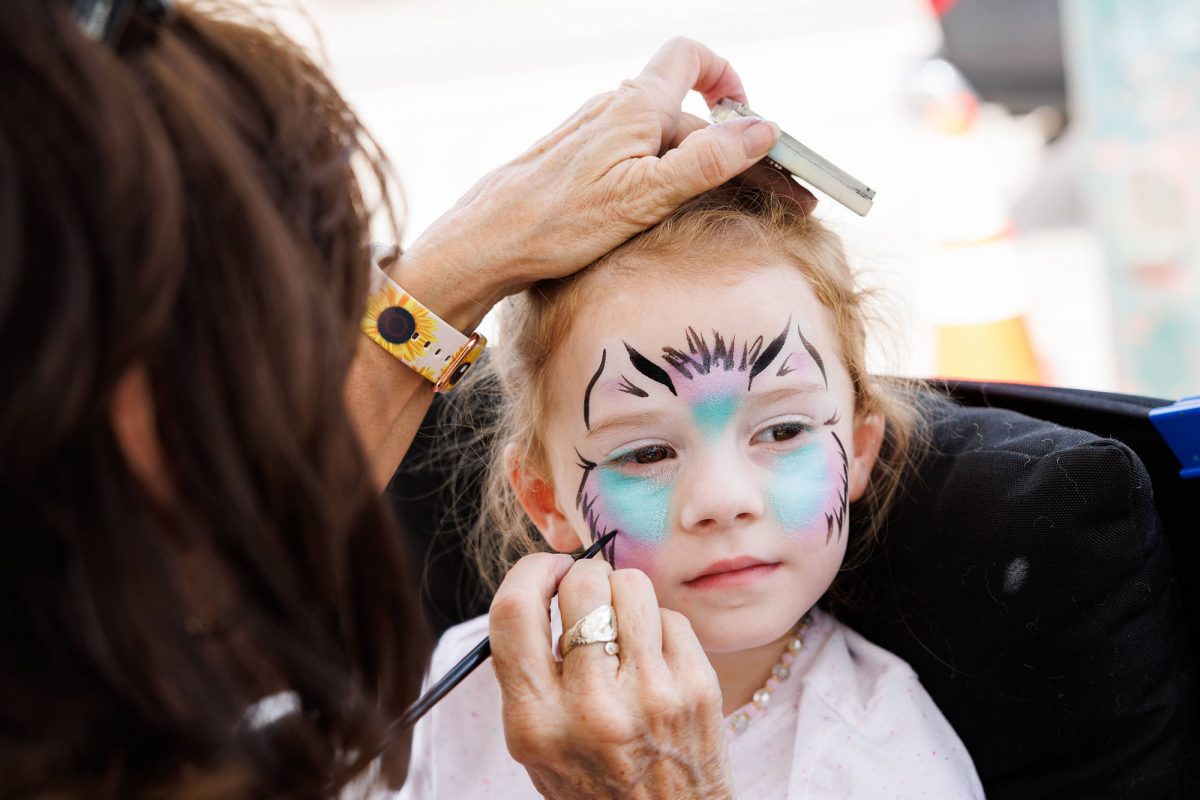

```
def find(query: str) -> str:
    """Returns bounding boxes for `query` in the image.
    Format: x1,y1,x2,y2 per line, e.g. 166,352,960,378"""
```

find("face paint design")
617,376,648,398
764,429,850,544
658,320,790,391
595,467,672,539
573,320,852,569
691,390,740,439
797,324,829,389
574,451,670,571
825,430,850,544
592,466,672,570
582,348,607,430
768,436,829,537
625,342,676,395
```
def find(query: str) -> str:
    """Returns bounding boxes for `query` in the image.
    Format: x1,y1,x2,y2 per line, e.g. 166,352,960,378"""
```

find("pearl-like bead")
725,616,811,737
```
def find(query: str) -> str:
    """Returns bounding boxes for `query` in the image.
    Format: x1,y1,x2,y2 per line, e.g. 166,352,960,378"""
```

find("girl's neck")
707,623,802,717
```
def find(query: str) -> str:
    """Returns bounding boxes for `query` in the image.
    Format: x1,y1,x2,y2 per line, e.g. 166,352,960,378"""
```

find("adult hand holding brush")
489,553,735,800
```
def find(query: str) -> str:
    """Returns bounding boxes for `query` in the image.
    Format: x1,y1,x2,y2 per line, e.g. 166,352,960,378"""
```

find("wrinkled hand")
397,37,810,330
489,555,734,800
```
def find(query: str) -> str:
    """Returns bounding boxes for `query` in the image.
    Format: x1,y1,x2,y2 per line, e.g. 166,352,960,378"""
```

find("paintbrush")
399,529,619,729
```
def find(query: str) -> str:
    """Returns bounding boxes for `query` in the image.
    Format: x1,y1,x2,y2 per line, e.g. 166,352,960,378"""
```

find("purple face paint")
671,363,744,406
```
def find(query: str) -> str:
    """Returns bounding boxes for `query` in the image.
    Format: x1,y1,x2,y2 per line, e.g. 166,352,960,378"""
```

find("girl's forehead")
560,262,838,381
543,263,847,439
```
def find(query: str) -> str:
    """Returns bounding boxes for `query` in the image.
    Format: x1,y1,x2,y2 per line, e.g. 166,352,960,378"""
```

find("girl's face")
515,259,882,653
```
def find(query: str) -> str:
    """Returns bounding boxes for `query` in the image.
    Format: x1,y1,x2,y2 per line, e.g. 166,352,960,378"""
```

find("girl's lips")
684,560,780,590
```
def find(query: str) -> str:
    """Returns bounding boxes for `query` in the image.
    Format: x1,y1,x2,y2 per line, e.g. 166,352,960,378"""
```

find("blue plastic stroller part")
1150,396,1200,480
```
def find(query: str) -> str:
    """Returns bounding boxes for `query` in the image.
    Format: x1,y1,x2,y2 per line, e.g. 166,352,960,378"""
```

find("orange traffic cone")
935,315,1042,383
915,66,1047,386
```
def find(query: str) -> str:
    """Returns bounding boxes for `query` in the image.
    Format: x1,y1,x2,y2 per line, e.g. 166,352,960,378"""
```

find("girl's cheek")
766,435,841,549
580,467,673,574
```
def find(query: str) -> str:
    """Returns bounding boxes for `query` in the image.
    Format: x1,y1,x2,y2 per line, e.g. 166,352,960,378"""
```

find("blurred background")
290,0,1199,398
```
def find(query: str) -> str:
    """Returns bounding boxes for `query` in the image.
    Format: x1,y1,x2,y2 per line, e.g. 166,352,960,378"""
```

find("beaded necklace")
726,613,811,736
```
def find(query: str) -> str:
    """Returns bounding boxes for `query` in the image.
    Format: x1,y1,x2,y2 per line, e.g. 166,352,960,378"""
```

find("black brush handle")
399,529,618,729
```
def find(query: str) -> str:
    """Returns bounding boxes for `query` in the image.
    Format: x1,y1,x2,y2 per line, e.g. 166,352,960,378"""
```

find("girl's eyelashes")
750,418,815,445
609,443,676,467
601,416,817,464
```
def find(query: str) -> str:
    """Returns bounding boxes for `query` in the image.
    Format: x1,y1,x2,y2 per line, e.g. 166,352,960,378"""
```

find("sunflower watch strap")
361,247,486,392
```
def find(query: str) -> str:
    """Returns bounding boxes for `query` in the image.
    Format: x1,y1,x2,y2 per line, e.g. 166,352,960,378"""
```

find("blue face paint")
692,393,740,440
768,439,829,535
596,467,672,546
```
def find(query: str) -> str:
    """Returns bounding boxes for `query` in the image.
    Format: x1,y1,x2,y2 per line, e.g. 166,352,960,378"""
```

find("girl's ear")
847,412,885,502
503,443,583,553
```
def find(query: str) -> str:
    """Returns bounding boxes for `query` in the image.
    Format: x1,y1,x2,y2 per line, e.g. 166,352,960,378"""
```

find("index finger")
488,553,574,701
636,37,748,108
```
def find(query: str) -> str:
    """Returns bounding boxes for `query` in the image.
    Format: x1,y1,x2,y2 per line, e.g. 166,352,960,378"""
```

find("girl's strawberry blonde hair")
451,184,928,595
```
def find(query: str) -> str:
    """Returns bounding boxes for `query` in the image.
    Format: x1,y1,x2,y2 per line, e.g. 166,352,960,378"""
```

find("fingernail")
742,120,778,158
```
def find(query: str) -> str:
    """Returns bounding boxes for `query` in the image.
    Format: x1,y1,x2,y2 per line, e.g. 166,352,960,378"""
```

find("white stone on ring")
559,604,619,659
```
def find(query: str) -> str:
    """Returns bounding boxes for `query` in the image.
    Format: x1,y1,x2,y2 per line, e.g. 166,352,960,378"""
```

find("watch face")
377,306,418,344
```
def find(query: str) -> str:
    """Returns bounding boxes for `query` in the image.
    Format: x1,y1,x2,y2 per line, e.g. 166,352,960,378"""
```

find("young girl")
399,186,984,798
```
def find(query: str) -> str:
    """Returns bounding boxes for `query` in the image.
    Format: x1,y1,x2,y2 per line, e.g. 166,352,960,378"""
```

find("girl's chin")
689,610,813,654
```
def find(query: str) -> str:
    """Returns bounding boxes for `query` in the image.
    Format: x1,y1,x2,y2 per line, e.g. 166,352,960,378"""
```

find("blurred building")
294,0,1197,397
1064,0,1200,398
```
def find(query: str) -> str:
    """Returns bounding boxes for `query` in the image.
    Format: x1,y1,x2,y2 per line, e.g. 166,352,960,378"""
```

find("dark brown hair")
0,1,427,796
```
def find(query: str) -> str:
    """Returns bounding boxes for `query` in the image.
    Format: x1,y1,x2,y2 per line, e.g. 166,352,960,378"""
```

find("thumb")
646,116,779,209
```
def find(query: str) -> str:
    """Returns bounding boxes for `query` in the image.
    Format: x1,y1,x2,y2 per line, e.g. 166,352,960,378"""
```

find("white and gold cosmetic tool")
711,99,876,217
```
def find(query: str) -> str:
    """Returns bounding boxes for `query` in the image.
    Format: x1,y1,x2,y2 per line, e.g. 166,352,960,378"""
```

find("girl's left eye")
612,444,676,466
752,421,813,444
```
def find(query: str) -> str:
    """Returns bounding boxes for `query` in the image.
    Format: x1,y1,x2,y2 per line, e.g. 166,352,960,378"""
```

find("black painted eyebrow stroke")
797,325,828,389
616,319,820,399
575,451,617,563
776,354,796,377
574,448,597,507
583,348,606,430
617,376,649,398
624,342,677,396
826,430,849,544
662,327,737,378
747,317,791,391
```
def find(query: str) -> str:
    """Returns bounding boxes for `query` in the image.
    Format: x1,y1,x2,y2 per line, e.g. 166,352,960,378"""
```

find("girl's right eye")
613,444,676,466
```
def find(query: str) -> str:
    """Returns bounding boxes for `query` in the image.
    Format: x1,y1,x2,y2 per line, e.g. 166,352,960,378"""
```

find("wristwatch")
360,246,487,392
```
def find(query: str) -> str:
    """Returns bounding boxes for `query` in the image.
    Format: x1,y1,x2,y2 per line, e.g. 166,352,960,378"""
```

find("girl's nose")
677,446,765,532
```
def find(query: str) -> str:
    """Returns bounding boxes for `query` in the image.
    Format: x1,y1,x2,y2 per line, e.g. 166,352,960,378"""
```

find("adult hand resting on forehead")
352,37,815,488
489,554,736,800
392,36,815,334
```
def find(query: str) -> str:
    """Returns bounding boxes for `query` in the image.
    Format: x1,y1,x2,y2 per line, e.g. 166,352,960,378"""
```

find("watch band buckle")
434,332,487,393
